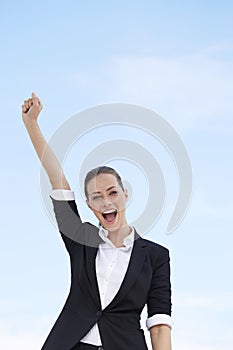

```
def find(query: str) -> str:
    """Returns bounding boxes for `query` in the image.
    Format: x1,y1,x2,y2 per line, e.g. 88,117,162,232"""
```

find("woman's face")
86,173,128,231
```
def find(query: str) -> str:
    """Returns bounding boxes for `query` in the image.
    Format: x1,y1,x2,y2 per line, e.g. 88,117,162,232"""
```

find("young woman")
22,93,172,350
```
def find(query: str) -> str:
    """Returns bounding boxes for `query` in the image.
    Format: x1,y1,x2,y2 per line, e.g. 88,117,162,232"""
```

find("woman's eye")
110,191,118,196
92,195,101,200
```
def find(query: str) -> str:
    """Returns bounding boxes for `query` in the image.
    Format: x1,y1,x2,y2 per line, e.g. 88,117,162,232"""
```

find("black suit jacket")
41,198,171,350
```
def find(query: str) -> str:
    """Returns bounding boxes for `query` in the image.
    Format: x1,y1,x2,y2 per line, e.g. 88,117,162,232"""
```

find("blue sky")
1,1,233,349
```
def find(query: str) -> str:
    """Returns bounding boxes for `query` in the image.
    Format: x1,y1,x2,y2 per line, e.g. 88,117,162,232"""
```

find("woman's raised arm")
22,92,70,190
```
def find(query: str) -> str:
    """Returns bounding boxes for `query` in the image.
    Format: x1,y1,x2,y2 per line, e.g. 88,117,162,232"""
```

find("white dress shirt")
51,190,173,346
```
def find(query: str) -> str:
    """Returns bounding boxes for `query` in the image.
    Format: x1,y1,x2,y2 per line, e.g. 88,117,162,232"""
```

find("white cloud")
0,329,42,350
174,292,233,312
0,299,57,350
188,189,233,222
172,344,231,350
171,292,233,350
70,48,233,133
0,318,50,350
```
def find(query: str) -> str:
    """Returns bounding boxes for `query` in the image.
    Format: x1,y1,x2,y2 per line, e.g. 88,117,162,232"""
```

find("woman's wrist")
22,116,38,127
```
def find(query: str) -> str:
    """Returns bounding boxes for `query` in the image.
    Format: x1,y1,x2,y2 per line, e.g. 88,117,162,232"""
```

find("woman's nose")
102,196,113,206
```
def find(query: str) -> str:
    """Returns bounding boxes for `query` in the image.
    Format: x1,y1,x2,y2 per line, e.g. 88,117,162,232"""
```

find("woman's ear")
86,198,92,210
124,188,128,201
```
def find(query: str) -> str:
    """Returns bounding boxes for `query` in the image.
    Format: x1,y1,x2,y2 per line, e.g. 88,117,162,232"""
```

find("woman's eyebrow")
91,191,101,195
107,186,117,191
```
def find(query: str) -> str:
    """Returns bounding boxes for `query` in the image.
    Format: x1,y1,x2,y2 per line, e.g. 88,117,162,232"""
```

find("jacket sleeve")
50,194,100,254
146,246,172,318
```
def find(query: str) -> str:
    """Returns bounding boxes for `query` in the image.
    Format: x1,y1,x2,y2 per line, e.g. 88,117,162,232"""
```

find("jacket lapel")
85,245,101,307
105,231,148,310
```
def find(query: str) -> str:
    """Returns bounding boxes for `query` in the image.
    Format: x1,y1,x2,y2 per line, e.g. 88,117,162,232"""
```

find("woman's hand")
22,92,43,123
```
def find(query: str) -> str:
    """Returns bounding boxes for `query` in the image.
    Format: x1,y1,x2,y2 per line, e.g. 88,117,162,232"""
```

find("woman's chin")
102,221,118,231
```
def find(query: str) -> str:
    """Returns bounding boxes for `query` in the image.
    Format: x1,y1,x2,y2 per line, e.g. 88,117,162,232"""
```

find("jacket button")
96,310,102,317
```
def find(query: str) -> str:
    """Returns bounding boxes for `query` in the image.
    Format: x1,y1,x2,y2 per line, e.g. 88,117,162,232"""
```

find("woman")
22,93,172,350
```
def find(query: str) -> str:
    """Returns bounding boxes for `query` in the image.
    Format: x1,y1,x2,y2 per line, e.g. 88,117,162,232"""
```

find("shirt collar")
99,226,135,249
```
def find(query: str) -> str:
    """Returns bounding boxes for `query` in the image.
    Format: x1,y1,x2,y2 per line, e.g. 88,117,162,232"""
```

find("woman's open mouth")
102,209,118,224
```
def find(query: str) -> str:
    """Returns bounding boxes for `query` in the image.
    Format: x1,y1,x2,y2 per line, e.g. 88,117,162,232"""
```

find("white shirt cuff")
50,189,75,201
146,314,173,330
